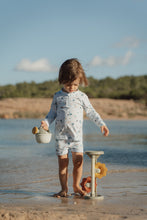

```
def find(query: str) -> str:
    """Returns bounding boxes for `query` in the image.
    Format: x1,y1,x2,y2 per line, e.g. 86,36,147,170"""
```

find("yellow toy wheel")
95,162,107,179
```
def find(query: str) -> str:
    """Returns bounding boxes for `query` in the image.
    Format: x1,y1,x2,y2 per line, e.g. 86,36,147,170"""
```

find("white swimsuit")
45,89,105,155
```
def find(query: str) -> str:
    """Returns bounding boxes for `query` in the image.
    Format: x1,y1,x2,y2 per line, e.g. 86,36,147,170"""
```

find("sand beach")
0,196,146,220
0,169,147,220
0,99,147,219
0,98,147,120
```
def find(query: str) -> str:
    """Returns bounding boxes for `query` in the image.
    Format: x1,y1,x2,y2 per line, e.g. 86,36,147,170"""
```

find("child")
41,58,109,197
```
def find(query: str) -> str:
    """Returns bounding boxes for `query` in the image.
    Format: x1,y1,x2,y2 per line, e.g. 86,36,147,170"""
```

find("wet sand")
0,170,147,220
0,192,146,220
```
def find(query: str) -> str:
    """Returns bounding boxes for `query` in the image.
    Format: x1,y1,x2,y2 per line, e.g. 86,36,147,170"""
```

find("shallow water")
0,119,147,203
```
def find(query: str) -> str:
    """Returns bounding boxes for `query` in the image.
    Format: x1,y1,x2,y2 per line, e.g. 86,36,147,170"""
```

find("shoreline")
0,97,147,120
0,191,146,220
0,116,146,219
0,169,146,219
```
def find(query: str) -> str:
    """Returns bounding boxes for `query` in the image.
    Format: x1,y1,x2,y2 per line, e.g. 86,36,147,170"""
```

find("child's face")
63,78,80,93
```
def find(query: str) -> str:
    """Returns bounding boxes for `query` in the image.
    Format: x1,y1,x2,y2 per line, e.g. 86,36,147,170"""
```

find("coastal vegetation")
0,75,147,102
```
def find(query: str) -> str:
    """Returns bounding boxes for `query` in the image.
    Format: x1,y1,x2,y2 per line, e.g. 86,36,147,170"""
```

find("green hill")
0,75,147,102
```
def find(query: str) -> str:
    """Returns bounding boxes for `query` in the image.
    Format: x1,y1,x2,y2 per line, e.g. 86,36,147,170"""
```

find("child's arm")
101,125,109,136
41,94,57,130
83,94,109,136
41,121,48,131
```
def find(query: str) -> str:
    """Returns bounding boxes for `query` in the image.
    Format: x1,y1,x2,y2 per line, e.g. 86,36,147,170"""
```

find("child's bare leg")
54,154,69,197
72,152,86,196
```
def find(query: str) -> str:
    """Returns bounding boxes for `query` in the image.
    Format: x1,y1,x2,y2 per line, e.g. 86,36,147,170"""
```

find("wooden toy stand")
84,151,104,199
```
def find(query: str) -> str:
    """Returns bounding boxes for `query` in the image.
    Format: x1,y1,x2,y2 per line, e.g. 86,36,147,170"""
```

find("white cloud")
90,50,134,67
121,50,133,65
15,58,57,72
114,36,140,48
90,56,103,66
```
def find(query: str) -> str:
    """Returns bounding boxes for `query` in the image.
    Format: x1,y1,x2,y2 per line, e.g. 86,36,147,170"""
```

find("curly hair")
58,58,88,86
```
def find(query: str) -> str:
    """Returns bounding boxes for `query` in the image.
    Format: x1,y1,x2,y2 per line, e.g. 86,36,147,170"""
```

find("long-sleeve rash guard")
45,89,105,142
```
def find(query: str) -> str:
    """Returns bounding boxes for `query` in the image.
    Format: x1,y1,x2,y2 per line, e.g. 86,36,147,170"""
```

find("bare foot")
53,190,67,198
73,186,87,197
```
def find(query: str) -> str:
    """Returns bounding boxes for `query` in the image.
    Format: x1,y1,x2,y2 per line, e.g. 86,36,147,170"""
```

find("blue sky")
0,0,147,85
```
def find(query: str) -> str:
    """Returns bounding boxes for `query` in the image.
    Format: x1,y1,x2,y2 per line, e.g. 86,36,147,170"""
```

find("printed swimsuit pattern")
45,90,105,141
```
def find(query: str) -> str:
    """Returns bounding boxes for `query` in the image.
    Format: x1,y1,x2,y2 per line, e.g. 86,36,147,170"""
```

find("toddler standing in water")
41,58,109,197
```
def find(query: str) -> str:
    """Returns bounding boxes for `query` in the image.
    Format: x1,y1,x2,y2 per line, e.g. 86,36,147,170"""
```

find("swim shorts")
55,140,83,156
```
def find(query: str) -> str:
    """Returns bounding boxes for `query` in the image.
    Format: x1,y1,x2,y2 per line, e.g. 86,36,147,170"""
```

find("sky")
0,0,147,85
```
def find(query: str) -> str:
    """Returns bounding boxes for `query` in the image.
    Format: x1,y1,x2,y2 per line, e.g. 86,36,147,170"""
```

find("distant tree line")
0,75,147,102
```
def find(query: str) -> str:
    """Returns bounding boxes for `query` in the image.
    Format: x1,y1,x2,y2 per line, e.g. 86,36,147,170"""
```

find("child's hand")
41,121,48,131
101,125,109,137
